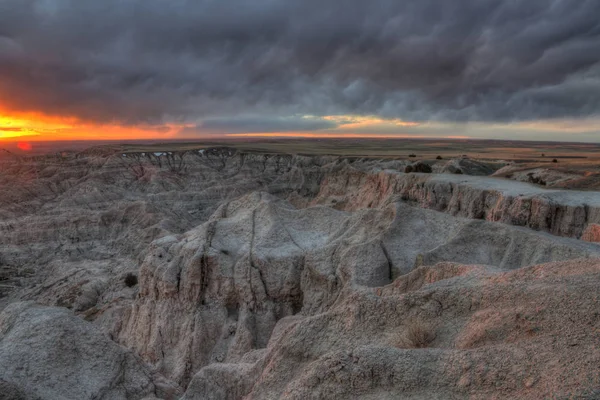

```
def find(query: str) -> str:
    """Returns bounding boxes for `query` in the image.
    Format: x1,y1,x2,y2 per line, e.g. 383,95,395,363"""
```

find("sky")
1,0,600,142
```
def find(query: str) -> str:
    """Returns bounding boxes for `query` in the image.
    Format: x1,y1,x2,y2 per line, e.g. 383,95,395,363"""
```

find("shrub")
408,154,417,158
436,155,443,160
124,273,138,287
396,318,436,349
405,162,433,173
552,158,558,163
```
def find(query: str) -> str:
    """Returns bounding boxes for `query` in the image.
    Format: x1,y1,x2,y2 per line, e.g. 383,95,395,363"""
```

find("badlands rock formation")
493,162,600,190
1,147,600,399
0,302,180,400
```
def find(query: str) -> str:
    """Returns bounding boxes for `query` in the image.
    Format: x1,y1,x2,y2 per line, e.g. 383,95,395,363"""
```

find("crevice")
176,267,182,293
379,241,394,282
248,209,267,308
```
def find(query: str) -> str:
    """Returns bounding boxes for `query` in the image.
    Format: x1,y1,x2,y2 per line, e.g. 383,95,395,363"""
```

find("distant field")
1,136,600,190
116,139,600,162
2,138,599,164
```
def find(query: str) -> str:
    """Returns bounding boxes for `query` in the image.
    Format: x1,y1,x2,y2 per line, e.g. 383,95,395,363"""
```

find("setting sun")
16,142,32,151
0,108,190,141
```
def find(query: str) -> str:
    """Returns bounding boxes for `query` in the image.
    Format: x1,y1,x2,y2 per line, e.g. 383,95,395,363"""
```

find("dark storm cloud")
176,115,337,136
1,0,599,125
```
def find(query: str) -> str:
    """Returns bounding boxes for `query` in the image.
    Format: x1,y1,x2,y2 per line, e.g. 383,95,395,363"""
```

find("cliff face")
0,150,331,309
184,258,600,400
117,182,600,389
313,165,600,242
118,192,396,385
1,149,600,399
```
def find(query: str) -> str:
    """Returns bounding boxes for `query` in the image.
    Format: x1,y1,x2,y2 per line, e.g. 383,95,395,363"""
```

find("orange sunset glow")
0,109,432,141
0,95,199,141
1,106,599,143
0,109,191,141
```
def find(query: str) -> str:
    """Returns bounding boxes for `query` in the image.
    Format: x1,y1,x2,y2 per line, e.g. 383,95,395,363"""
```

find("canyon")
1,147,599,399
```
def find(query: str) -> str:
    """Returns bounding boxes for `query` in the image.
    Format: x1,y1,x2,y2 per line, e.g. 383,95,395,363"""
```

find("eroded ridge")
1,149,599,399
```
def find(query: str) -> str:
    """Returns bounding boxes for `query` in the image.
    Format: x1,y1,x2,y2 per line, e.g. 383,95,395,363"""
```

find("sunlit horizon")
2,108,600,144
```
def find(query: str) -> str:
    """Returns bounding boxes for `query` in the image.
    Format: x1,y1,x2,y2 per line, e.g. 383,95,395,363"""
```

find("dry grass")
396,318,436,349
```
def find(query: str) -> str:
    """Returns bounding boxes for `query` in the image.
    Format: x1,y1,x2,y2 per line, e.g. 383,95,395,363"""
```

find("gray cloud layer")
198,116,337,133
1,0,600,126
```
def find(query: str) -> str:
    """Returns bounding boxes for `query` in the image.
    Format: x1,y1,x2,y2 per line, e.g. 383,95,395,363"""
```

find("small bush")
405,162,433,173
124,273,138,287
408,154,417,158
396,319,436,349
552,158,558,163
436,155,443,160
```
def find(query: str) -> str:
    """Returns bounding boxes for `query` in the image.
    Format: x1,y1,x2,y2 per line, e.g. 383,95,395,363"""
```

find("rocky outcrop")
582,223,600,243
117,190,600,388
180,258,600,399
2,148,600,399
435,158,501,176
0,302,180,400
493,164,600,190
117,192,397,385
0,150,333,316
313,165,600,242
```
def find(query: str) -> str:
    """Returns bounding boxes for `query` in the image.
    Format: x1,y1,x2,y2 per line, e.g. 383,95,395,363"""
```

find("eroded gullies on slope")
118,191,600,383
1,149,600,399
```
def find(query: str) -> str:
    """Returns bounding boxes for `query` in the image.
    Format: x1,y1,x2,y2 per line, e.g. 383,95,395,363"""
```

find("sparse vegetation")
405,162,432,173
396,318,436,349
527,172,547,186
124,273,138,287
436,155,443,160
553,159,558,163
408,154,417,158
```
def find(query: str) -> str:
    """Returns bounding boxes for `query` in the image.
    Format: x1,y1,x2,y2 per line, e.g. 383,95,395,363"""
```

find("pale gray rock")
434,158,501,176
182,259,600,400
0,302,180,400
313,165,600,242
119,189,600,387
2,148,600,399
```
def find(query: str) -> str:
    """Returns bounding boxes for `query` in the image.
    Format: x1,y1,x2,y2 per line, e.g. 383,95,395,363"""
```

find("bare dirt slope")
1,147,599,399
